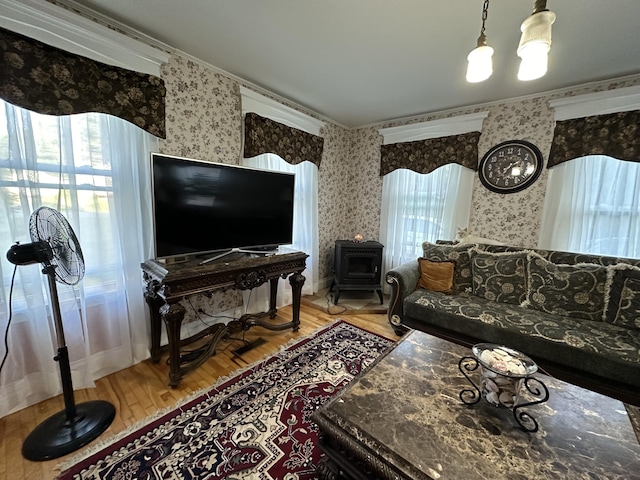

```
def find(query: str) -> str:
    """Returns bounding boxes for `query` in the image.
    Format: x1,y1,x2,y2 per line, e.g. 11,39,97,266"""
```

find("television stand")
199,247,277,265
141,250,308,387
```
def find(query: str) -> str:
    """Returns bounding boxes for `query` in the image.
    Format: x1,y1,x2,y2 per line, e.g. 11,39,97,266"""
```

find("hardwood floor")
0,303,397,480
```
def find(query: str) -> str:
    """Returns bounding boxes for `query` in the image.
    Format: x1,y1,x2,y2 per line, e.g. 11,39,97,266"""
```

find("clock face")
478,140,543,194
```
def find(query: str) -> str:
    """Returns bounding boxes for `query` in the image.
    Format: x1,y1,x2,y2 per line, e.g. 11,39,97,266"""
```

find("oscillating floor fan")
6,206,115,461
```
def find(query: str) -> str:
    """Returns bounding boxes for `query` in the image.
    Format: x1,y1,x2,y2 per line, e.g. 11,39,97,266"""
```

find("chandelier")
466,0,493,83
466,0,556,83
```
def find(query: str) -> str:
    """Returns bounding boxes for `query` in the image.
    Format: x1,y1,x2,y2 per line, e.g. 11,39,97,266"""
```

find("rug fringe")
56,319,344,473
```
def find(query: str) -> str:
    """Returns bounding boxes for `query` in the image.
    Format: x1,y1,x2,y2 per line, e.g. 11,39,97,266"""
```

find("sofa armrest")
385,260,420,335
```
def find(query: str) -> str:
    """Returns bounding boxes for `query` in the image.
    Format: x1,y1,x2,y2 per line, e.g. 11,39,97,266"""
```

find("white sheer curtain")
380,164,473,276
241,153,319,310
538,155,640,258
0,99,157,417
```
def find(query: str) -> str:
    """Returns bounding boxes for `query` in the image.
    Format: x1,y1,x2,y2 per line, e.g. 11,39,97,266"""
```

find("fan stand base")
22,400,115,461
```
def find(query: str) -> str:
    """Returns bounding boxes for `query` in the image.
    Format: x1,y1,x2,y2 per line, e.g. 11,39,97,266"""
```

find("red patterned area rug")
56,320,394,480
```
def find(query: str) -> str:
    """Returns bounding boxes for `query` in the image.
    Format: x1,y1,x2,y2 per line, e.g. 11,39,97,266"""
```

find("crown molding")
364,73,640,131
0,0,170,76
549,84,640,121
240,86,325,136
379,112,489,144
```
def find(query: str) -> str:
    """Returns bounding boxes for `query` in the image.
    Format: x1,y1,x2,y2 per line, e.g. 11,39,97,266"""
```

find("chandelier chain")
480,0,490,35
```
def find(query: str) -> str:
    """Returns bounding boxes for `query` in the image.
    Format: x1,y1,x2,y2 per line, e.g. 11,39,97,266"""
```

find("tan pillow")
417,258,455,293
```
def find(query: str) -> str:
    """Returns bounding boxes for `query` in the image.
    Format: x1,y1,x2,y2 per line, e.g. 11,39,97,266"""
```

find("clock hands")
502,161,521,175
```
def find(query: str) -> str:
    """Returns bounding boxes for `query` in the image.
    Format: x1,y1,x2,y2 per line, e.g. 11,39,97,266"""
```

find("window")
539,155,640,258
0,99,157,417
241,153,319,302
380,164,473,270
378,112,486,274
240,87,323,301
2,107,119,296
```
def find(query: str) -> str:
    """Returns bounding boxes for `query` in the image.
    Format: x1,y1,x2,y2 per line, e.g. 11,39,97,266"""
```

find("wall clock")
478,140,543,194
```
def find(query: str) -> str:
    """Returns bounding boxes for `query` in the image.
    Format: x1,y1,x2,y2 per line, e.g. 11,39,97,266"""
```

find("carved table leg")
289,272,306,332
268,277,278,319
317,456,341,480
160,302,187,388
143,280,164,363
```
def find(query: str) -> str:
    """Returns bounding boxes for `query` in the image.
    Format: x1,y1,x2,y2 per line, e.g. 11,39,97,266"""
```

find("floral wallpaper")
469,96,555,248
315,123,353,278
158,51,640,307
160,55,241,164
159,54,245,320
347,127,384,243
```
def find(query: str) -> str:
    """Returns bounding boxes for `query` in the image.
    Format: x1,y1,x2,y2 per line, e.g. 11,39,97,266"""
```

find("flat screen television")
151,153,295,261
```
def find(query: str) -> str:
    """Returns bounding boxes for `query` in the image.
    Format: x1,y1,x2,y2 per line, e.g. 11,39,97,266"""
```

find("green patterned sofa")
386,242,640,407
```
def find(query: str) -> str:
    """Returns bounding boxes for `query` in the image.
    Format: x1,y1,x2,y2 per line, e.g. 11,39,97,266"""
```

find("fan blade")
29,207,86,285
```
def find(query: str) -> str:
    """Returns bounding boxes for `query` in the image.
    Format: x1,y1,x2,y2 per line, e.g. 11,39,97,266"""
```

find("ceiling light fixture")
517,0,556,81
466,0,493,83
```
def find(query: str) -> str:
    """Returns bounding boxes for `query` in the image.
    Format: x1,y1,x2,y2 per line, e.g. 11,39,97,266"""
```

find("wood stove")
331,240,383,305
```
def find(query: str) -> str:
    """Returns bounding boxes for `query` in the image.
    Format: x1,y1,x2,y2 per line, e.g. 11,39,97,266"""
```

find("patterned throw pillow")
604,264,640,329
470,249,528,305
527,253,607,322
417,258,454,293
422,242,476,293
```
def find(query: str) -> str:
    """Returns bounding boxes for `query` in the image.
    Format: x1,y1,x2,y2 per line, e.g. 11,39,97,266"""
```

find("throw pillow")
604,264,640,329
417,258,455,293
422,242,476,293
470,249,528,305
527,253,607,322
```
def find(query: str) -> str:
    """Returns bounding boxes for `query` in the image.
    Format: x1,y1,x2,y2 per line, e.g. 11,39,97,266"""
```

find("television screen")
151,153,295,259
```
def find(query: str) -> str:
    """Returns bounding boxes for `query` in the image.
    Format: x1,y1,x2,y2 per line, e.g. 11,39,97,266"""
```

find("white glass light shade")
466,45,494,83
517,41,549,80
517,10,555,81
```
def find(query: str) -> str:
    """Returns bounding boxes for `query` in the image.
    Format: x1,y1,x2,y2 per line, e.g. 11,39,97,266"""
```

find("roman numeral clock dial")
478,140,543,194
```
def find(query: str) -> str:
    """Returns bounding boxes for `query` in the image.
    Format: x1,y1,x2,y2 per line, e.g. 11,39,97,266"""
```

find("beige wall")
158,52,640,291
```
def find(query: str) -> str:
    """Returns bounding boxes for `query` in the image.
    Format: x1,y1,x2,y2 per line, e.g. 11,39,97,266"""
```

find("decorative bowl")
471,343,538,409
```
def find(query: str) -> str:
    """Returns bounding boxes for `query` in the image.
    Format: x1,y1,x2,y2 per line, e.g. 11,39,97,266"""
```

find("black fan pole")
21,266,115,462
46,268,77,421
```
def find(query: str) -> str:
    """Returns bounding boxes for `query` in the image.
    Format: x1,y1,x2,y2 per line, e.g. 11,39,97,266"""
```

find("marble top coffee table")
312,329,640,480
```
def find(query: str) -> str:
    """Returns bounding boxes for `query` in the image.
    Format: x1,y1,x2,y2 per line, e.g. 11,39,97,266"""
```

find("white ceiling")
72,0,640,128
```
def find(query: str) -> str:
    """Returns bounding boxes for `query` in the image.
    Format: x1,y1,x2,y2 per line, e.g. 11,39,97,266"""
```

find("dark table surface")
313,329,640,480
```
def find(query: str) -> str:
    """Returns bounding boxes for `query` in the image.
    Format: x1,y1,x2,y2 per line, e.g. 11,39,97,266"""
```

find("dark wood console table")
141,251,308,387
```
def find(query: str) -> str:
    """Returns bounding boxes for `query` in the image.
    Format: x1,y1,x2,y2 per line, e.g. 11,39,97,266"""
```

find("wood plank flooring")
0,303,397,480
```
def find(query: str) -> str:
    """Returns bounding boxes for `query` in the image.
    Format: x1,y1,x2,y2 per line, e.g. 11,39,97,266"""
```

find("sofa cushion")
527,253,607,322
481,243,640,270
417,258,454,293
422,242,476,293
403,290,640,390
470,249,528,305
605,264,640,330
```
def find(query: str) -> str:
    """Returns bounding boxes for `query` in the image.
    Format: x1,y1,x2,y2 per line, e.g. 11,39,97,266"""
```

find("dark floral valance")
243,112,324,168
0,27,166,139
380,131,480,176
548,110,640,168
